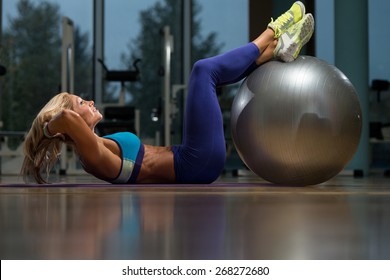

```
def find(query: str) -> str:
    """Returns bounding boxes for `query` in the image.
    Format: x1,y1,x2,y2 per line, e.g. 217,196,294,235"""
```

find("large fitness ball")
231,56,362,186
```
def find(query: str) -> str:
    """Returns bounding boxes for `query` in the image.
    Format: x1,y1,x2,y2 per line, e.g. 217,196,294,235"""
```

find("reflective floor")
1,174,390,260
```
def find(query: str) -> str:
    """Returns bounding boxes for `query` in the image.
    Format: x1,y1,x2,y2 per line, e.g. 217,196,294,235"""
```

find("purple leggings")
171,43,260,183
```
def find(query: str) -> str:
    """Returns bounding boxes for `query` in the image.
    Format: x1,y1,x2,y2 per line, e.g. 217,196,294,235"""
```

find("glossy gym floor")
0,173,389,260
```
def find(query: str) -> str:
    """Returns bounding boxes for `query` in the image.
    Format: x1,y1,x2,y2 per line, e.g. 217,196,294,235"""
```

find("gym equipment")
0,65,6,76
231,56,362,186
159,25,186,146
371,79,389,102
60,17,77,175
96,106,137,135
98,58,141,105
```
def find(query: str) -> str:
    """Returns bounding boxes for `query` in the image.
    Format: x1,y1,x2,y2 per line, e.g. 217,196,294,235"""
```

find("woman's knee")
192,58,214,76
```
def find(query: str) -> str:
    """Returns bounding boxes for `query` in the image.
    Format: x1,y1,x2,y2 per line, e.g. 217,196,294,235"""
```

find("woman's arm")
46,109,121,180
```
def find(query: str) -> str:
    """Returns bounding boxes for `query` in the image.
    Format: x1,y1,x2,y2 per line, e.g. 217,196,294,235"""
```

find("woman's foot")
256,39,278,65
251,28,278,65
268,1,306,38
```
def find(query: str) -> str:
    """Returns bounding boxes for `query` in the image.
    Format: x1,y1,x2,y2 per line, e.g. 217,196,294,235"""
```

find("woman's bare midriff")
136,145,176,183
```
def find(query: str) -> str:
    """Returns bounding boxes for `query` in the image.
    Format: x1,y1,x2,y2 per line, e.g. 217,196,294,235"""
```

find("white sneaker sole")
275,13,315,62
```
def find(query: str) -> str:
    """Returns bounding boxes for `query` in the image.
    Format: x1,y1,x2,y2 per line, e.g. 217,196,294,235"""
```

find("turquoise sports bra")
103,132,144,184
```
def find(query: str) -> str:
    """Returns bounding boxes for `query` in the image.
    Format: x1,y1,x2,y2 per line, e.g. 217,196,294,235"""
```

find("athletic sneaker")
274,13,315,62
268,1,306,38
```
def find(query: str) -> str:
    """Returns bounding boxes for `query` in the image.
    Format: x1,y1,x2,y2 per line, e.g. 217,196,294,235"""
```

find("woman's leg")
172,30,276,183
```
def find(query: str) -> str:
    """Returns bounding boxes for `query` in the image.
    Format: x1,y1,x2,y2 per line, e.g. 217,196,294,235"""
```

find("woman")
21,2,314,184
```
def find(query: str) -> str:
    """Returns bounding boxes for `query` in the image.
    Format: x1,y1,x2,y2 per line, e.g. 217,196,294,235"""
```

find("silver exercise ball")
231,56,362,186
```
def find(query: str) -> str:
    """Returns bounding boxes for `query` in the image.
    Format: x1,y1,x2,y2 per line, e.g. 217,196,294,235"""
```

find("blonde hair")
21,92,74,183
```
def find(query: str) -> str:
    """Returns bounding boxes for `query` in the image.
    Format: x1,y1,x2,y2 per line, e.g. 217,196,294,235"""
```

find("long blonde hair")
21,92,74,183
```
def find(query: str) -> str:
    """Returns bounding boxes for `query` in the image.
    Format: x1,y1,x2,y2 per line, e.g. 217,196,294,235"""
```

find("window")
1,0,93,132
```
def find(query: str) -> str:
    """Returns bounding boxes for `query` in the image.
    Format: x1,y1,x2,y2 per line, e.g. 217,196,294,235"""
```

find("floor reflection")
1,185,390,259
0,188,121,259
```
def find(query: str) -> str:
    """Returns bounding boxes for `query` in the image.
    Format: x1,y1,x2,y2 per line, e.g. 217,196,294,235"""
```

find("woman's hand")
45,109,80,139
43,122,65,140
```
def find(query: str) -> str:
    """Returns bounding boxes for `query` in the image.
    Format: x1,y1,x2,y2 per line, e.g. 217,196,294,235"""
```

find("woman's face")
71,95,102,130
